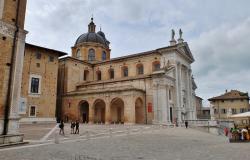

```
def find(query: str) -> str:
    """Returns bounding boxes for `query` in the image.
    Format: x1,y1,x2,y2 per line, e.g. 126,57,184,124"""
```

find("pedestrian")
185,120,188,129
75,120,79,134
59,120,64,135
71,121,75,134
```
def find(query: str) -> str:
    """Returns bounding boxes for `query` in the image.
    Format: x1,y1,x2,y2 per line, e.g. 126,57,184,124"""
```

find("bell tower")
0,0,28,137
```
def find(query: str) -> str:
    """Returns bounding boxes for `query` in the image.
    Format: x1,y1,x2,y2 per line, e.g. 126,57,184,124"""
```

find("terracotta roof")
25,43,67,57
208,90,249,101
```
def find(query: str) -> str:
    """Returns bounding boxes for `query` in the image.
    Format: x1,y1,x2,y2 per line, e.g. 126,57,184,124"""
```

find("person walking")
59,120,65,135
75,120,79,134
185,120,188,129
71,121,75,134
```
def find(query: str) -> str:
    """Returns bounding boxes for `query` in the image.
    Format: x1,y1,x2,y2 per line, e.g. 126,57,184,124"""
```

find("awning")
230,111,250,118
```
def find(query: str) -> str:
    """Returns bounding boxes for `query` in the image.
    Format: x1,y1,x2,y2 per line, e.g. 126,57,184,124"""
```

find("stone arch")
135,97,145,124
110,97,124,124
93,99,106,123
79,100,89,123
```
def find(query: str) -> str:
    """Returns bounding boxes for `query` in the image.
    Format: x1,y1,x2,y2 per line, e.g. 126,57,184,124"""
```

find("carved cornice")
0,20,16,38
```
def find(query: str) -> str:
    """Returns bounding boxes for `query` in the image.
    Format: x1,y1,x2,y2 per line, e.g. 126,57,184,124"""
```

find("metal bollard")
127,127,130,135
109,128,113,138
86,130,90,140
54,129,59,144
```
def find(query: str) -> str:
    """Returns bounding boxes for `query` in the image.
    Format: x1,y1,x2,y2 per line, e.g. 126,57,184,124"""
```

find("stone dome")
74,18,110,48
75,32,107,46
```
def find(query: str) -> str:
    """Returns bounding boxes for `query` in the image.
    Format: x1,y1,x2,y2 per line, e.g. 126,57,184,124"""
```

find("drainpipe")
144,78,147,124
3,0,20,135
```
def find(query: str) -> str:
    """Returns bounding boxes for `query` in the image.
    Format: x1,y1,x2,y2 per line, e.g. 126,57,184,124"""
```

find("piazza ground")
0,124,250,160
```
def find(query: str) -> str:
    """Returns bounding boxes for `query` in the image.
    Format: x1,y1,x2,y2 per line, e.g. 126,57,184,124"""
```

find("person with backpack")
71,121,75,134
59,120,64,135
75,120,79,134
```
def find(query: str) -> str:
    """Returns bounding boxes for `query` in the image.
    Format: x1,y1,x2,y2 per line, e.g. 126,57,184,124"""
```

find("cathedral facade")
57,18,197,124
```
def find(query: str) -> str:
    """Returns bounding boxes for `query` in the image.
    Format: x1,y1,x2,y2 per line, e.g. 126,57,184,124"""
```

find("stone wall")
20,44,61,121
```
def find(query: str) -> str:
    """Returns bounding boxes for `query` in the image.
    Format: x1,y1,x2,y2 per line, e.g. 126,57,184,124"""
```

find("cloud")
191,18,250,105
24,0,250,104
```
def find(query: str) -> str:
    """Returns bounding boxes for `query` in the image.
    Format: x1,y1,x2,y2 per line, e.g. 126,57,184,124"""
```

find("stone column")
124,94,135,124
105,100,111,124
153,83,160,124
175,62,182,123
166,85,170,123
8,29,27,134
88,101,94,124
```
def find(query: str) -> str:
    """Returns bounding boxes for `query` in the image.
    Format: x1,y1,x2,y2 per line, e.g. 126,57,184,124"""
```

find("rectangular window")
214,109,217,114
123,68,128,77
240,108,246,113
29,106,36,117
30,77,39,93
36,52,41,59
110,70,114,79
232,108,237,114
221,108,226,114
49,56,54,62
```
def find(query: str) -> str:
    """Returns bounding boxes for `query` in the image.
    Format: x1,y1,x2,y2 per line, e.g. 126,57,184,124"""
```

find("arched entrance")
79,101,89,123
111,98,124,124
94,99,105,123
135,98,145,124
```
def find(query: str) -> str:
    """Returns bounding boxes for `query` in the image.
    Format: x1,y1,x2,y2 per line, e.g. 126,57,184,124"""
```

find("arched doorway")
94,99,105,123
135,98,145,124
111,98,124,124
79,101,89,123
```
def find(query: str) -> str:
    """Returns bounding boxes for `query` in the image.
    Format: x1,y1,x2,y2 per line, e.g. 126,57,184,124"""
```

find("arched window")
84,70,89,81
152,61,161,71
76,49,81,59
136,64,144,75
102,51,107,61
122,66,128,77
96,70,101,81
88,49,95,61
109,68,114,79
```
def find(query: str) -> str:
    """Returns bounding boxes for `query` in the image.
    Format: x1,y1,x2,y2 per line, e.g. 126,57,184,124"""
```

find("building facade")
57,19,197,125
209,90,250,120
0,0,27,134
19,44,66,123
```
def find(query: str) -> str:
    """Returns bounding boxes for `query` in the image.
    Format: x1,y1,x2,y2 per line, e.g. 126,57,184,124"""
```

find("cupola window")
102,51,107,61
88,49,95,61
76,49,81,60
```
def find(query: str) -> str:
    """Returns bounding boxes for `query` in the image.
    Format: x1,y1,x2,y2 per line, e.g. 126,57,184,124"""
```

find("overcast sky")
25,0,250,106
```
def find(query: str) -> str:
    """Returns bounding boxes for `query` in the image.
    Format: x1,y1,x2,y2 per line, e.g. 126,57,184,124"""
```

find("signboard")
148,103,153,113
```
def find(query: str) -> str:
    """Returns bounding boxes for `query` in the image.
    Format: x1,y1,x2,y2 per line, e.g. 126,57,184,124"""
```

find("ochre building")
209,90,250,120
0,0,27,134
19,44,66,123
57,18,198,125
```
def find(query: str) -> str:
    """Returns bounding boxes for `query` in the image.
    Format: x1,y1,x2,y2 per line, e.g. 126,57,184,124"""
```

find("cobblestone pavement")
2,126,250,160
